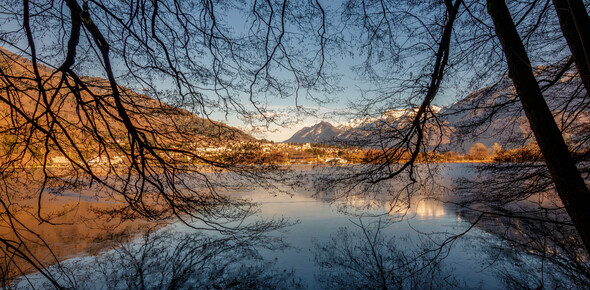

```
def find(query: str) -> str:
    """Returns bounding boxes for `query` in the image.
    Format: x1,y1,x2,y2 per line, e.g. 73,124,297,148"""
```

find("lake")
11,164,581,289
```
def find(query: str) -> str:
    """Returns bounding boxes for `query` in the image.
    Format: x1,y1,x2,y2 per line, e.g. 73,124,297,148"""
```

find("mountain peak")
283,121,343,143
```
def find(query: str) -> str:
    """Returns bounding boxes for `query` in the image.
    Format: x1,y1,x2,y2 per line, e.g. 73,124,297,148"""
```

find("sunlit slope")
0,47,255,163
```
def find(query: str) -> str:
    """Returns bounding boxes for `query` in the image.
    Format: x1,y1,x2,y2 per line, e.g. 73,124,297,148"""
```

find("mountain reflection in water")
414,199,447,218
333,195,447,219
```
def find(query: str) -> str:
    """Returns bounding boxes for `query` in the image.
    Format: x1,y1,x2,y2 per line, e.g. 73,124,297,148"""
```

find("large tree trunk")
552,0,590,92
487,0,590,252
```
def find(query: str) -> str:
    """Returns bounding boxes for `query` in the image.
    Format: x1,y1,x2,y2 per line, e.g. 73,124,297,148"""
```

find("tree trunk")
487,0,590,252
552,0,590,92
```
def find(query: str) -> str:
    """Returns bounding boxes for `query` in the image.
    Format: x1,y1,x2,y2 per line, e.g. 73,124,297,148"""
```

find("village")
46,139,539,167
47,141,360,167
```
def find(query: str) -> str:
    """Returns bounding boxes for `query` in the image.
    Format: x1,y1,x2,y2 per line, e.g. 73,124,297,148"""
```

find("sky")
0,0,464,143
198,1,463,142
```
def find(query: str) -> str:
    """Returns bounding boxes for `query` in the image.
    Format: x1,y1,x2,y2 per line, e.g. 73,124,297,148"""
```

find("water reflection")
459,207,590,289
326,193,447,220
0,193,154,284
15,226,302,289
12,164,586,289
312,218,458,289
239,186,500,288
413,199,447,218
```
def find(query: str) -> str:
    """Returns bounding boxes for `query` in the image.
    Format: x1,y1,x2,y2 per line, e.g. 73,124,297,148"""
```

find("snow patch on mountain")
285,66,589,153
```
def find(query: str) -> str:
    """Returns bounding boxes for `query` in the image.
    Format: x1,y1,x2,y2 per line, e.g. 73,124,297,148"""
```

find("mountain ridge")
285,67,589,153
0,46,256,150
283,121,344,144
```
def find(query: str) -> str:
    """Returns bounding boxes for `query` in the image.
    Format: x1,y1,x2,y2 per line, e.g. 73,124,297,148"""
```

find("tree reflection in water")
461,207,590,289
15,227,303,289
454,163,590,288
312,218,458,289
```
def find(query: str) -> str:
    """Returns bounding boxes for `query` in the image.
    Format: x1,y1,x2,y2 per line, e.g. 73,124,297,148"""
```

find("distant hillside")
439,66,589,152
0,47,255,153
286,66,589,152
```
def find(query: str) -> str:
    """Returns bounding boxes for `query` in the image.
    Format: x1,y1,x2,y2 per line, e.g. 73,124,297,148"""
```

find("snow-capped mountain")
283,121,344,144
284,66,589,152
337,109,413,130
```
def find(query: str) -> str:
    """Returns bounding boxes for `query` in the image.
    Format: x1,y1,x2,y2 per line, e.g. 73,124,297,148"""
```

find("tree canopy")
1,0,590,287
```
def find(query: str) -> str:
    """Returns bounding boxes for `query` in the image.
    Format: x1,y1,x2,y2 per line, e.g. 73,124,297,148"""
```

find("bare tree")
310,0,462,210
2,0,590,287
0,0,328,286
14,226,301,289
313,0,590,286
486,0,590,252
313,218,458,289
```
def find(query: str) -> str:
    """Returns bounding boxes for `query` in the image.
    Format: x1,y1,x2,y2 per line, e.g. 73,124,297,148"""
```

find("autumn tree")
468,143,490,160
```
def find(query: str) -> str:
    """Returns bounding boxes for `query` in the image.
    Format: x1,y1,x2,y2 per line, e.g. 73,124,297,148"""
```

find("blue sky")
0,0,464,142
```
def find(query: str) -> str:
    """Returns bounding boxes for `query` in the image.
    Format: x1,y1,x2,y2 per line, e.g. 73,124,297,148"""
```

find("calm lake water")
237,189,500,288
14,164,559,289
